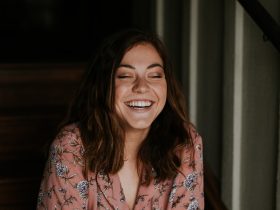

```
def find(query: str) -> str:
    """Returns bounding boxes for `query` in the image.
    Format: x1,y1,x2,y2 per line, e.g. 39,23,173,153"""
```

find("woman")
37,29,204,210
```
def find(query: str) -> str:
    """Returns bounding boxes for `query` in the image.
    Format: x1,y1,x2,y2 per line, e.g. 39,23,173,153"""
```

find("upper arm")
192,132,204,208
168,128,204,210
37,125,89,210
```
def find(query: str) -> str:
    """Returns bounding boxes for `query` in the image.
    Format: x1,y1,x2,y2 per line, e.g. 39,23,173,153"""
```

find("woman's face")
115,43,167,133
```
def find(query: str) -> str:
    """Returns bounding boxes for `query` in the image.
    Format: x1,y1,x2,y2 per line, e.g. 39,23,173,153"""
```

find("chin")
126,121,153,131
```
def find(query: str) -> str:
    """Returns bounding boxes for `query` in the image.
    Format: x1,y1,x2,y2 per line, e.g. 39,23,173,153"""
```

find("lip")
124,99,155,110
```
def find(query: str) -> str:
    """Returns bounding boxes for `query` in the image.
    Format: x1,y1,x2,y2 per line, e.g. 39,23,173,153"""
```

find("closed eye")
115,66,135,79
116,74,134,79
117,75,131,78
150,75,163,78
147,73,165,79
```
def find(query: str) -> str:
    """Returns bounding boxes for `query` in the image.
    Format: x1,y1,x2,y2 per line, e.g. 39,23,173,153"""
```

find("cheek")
161,82,167,99
114,87,124,117
115,85,126,103
156,83,167,106
162,89,167,106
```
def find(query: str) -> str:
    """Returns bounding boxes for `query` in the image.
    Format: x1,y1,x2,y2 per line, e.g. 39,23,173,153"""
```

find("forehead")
121,43,163,64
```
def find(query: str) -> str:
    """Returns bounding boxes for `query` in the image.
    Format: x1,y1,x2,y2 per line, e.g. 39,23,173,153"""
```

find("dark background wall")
0,1,154,209
0,0,154,62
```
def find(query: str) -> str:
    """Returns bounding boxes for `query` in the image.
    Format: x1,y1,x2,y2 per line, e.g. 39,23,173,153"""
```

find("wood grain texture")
0,63,86,208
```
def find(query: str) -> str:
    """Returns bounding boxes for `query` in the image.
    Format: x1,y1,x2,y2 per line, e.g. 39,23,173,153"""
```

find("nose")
132,77,149,93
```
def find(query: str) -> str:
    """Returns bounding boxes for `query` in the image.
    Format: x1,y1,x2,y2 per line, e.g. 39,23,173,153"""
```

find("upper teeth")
127,101,152,107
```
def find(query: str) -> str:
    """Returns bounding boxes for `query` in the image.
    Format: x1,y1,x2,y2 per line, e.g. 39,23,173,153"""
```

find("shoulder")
179,124,203,168
49,123,84,165
188,124,203,155
52,123,83,149
54,123,81,143
45,123,86,178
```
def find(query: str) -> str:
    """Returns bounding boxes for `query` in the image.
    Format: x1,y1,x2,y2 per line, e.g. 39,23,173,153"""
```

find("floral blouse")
37,124,204,210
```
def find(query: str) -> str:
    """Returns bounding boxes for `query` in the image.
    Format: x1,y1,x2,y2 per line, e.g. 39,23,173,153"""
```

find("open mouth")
125,100,154,109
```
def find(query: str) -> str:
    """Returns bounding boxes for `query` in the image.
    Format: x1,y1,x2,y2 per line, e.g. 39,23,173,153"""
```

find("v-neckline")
95,170,157,209
115,172,141,209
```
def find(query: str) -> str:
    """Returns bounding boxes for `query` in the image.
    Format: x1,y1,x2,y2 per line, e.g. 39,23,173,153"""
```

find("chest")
118,167,140,209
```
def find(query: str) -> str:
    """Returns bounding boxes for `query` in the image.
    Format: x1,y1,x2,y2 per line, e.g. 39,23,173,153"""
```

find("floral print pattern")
184,172,198,191
37,124,204,209
77,181,89,199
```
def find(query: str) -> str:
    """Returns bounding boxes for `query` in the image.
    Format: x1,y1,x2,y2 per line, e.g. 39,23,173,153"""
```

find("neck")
124,128,149,162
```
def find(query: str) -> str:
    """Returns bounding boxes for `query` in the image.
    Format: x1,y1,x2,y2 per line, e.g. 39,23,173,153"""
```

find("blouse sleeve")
37,125,89,210
168,127,204,210
189,129,204,209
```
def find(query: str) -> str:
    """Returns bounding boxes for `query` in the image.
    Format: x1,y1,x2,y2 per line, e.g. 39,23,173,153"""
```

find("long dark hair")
61,28,192,183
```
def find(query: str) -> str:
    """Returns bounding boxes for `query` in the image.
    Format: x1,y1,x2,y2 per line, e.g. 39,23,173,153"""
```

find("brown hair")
62,29,193,183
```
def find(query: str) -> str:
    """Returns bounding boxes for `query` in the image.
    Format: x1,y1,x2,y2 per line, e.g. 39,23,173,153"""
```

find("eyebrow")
147,63,163,69
118,63,164,70
118,64,135,69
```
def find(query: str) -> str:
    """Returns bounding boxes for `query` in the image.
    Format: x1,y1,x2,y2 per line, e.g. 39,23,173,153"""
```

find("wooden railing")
238,0,280,52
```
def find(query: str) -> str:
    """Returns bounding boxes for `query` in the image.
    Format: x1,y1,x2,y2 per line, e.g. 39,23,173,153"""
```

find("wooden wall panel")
0,63,86,209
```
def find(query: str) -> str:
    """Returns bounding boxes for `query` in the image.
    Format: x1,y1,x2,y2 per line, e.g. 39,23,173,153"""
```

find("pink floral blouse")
37,124,204,210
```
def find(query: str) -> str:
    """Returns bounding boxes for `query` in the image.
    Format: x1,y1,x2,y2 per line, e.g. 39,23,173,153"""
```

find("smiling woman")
115,44,167,133
37,29,204,210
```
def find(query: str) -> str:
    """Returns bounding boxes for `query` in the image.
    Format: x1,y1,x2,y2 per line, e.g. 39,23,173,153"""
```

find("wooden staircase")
0,63,85,209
